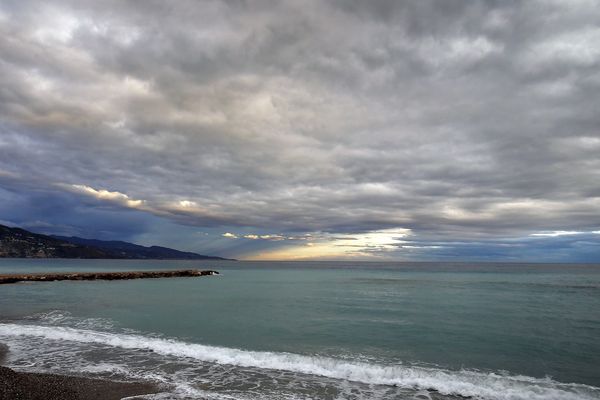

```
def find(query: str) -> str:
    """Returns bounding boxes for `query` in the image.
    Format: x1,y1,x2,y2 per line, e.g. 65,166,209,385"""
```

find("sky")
0,0,599,262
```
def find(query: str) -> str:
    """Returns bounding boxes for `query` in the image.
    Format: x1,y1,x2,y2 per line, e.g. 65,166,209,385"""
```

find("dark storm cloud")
0,0,599,259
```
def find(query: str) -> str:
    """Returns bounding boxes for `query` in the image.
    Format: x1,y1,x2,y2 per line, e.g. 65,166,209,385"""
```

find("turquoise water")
0,259,599,399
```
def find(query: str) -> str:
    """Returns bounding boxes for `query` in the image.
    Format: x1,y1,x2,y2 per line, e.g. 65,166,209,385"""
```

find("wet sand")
0,344,160,400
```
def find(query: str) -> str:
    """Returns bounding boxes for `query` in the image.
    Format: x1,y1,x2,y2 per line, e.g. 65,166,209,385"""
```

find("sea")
0,259,599,400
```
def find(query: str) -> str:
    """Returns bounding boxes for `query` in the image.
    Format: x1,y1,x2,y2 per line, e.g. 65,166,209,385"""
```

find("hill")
0,224,230,260
51,236,230,260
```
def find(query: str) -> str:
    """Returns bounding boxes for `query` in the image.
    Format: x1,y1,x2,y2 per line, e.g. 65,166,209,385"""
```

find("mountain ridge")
0,224,232,260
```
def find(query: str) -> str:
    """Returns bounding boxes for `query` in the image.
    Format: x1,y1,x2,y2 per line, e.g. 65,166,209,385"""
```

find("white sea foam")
0,323,598,400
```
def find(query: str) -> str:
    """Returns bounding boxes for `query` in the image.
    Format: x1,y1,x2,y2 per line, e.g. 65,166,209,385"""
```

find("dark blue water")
1,260,599,399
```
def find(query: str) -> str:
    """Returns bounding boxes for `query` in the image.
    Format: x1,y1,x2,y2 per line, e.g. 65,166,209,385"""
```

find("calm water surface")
0,260,599,400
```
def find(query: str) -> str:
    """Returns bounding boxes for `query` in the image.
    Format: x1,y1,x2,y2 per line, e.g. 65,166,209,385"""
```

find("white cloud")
525,27,600,67
69,184,144,208
32,6,81,44
530,231,584,237
243,234,286,241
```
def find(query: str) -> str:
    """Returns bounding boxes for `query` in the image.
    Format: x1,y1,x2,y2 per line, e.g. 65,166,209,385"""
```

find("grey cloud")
0,0,599,259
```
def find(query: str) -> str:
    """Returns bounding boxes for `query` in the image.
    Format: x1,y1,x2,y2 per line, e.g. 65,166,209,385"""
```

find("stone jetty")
0,269,219,284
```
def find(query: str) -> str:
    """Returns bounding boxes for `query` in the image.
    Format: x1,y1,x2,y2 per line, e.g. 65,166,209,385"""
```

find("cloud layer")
1,0,599,260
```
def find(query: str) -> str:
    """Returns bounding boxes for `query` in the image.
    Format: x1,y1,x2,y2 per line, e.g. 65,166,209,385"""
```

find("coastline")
0,344,160,400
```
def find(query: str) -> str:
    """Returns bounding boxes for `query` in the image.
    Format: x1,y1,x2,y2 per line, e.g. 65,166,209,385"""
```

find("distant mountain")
0,225,109,258
0,224,231,260
51,236,231,260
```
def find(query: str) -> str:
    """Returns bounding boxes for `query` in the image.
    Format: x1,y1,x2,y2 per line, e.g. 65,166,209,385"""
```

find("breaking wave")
0,322,598,400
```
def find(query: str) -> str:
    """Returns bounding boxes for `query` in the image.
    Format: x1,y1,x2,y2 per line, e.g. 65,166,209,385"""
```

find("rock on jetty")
0,269,219,284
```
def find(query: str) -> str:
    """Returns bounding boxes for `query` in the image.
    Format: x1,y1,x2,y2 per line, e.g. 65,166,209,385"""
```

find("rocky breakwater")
0,269,219,284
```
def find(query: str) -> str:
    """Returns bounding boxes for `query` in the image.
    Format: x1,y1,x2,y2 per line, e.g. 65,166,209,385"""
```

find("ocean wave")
0,322,598,400
24,310,116,330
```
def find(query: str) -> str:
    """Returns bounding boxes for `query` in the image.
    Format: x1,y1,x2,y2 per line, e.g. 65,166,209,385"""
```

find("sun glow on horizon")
241,228,411,260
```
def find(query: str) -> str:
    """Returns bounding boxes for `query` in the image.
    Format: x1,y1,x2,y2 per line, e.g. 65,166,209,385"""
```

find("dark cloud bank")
0,0,599,260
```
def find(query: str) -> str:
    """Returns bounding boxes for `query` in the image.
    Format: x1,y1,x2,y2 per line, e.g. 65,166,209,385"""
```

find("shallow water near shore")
1,259,599,399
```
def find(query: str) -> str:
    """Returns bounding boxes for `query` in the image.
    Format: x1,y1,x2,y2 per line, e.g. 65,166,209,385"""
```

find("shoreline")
0,344,160,400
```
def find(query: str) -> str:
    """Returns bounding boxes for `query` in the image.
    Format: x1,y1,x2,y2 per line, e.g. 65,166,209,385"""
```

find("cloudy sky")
1,0,599,261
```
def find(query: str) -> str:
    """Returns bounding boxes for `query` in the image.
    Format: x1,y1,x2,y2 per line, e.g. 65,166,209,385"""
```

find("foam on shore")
1,322,598,400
